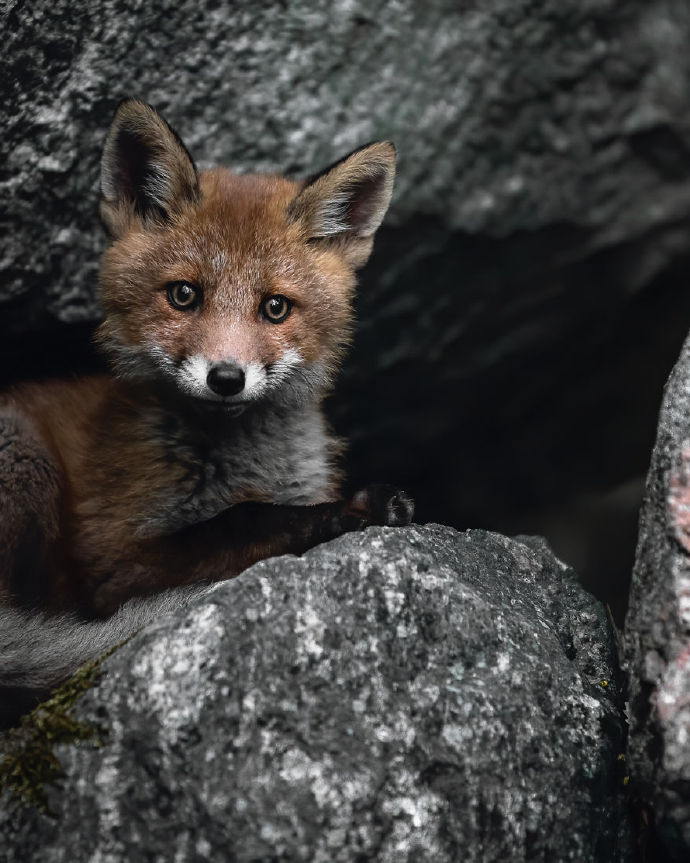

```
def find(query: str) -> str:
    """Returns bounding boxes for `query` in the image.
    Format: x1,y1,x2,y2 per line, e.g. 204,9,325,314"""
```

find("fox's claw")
346,484,415,527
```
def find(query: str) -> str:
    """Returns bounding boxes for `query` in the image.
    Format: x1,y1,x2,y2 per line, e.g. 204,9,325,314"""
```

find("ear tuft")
100,99,199,237
288,142,396,266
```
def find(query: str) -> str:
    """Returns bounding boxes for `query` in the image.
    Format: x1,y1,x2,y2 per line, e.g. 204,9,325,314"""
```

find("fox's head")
96,99,395,414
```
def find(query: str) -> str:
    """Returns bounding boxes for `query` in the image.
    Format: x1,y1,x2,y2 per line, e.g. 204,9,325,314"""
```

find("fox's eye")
167,281,200,311
261,295,292,323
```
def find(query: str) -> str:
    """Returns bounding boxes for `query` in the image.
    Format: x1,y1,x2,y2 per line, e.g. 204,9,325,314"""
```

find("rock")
1,525,630,862
625,330,690,860
4,0,690,610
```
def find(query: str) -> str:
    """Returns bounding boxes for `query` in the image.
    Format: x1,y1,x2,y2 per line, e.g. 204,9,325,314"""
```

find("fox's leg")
0,407,61,608
92,485,414,616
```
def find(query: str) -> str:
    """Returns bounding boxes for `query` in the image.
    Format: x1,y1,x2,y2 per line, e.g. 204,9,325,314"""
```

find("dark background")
4,0,690,623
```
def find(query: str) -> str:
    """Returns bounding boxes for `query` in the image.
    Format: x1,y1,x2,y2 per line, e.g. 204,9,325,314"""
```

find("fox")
0,99,413,726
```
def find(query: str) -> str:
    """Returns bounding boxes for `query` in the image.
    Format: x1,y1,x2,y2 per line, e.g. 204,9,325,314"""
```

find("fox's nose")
207,362,245,396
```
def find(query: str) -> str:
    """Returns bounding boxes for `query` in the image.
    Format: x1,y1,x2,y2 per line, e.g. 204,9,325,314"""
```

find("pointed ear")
100,99,200,238
288,142,396,268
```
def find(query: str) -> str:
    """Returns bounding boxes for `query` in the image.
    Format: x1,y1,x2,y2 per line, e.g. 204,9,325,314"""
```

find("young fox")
0,100,413,724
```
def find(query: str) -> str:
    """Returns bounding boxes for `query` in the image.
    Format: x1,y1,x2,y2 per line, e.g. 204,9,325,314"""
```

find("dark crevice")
332,220,690,623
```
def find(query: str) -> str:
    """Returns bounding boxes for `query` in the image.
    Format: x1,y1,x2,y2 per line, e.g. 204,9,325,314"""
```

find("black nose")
207,362,245,396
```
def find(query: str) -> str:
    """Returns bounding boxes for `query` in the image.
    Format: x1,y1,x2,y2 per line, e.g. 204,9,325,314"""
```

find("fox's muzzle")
206,361,246,396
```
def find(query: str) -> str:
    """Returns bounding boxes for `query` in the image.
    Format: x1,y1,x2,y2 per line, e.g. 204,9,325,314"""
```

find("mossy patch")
0,644,120,812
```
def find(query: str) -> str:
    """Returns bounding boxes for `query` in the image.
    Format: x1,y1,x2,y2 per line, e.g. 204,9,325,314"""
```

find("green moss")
0,644,121,812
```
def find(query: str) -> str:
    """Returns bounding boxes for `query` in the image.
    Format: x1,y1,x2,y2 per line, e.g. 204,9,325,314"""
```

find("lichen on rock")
0,644,120,811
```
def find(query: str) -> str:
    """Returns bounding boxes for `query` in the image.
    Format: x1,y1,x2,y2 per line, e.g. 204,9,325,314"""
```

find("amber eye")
167,281,200,311
261,294,292,323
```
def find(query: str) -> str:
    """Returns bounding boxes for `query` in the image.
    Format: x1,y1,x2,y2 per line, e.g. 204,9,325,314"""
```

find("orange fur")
99,169,355,373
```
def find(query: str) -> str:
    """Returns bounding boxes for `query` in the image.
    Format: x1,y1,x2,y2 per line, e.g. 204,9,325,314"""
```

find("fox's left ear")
288,142,396,269
100,99,200,238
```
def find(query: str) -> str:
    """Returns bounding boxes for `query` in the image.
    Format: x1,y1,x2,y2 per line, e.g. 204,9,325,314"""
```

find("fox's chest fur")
124,400,337,536
55,380,339,551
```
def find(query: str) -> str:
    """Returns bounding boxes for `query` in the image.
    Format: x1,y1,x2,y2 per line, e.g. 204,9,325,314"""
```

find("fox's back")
3,375,111,472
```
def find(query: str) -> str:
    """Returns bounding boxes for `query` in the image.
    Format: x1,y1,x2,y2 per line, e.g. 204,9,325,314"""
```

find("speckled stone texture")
4,0,690,560
1,526,630,862
625,331,690,860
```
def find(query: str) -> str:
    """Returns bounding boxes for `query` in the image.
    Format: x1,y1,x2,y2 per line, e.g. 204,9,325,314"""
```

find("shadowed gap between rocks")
334,218,690,624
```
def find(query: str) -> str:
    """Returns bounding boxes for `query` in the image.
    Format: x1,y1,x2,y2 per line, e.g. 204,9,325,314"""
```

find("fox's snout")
175,350,305,406
206,361,245,397
178,353,262,402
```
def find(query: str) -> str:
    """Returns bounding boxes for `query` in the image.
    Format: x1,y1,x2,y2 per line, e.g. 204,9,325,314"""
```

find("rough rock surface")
4,0,690,608
625,331,690,860
1,526,630,862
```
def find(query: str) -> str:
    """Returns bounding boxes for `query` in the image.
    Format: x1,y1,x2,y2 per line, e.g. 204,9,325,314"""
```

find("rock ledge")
2,525,629,862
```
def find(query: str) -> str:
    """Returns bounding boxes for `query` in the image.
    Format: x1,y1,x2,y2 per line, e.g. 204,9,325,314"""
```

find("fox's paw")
346,484,415,527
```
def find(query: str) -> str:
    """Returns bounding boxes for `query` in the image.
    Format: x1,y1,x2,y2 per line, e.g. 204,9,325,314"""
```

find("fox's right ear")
288,141,395,270
100,99,200,238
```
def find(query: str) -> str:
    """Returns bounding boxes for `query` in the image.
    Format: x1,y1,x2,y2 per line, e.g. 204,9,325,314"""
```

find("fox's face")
97,100,395,413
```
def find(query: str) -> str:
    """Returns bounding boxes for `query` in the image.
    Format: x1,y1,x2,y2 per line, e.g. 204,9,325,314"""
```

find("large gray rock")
1,526,630,861
4,0,690,605
625,331,690,860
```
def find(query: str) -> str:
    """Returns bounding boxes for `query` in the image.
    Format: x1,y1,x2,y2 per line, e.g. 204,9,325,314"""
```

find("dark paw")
346,484,415,527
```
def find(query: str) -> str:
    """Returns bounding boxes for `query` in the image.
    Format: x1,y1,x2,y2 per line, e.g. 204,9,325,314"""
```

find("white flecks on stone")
294,606,326,660
496,651,511,673
130,603,226,743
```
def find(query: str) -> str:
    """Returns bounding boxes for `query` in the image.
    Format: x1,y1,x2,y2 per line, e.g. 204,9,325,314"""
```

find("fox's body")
1,371,335,615
0,101,412,723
